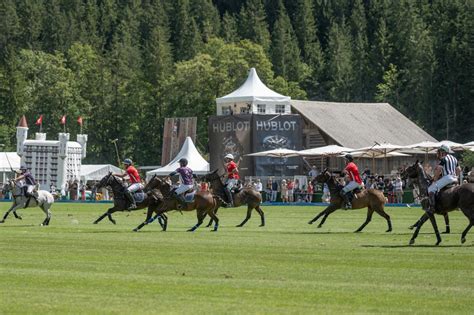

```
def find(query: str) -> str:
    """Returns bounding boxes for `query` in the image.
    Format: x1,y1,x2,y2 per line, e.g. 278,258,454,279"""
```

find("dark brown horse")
404,161,474,245
309,169,392,232
200,170,265,227
132,175,222,232
92,173,165,228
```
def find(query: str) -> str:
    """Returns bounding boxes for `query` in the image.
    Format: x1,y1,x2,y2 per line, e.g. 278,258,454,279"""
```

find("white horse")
0,179,54,226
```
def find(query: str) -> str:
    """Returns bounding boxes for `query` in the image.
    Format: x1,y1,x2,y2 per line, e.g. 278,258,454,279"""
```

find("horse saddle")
133,190,146,203
231,181,243,194
183,190,196,202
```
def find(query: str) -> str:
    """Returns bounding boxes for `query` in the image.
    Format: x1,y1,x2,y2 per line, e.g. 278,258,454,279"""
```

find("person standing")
280,179,288,202
340,154,363,209
223,154,240,207
287,179,294,202
394,176,403,203
271,179,278,202
254,179,263,194
427,145,461,213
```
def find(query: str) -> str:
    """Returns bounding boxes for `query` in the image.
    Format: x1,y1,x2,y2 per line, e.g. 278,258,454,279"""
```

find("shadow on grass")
361,244,474,248
0,224,38,228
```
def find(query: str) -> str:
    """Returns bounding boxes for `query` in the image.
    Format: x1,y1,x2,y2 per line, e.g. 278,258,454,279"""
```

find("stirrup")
128,204,137,210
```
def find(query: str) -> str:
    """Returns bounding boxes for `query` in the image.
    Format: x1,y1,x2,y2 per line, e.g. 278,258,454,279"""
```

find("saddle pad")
134,191,146,203
184,191,196,202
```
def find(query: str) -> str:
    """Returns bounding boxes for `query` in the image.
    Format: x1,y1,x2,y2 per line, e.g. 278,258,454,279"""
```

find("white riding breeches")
342,181,362,193
26,185,35,194
175,184,194,195
428,175,457,193
127,183,144,193
225,179,239,190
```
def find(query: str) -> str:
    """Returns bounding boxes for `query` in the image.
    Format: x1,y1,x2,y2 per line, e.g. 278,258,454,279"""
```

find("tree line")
0,0,472,165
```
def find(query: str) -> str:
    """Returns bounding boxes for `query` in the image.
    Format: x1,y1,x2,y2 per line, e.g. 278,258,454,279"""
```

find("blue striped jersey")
439,154,458,176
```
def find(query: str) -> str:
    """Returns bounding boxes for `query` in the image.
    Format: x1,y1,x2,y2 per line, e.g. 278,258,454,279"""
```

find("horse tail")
212,194,226,206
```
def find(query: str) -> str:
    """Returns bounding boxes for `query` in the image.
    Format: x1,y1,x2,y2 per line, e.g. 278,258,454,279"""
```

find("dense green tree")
238,0,271,52
220,12,239,43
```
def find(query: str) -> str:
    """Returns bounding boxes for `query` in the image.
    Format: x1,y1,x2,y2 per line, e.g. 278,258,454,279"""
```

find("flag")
60,115,66,125
35,115,43,125
77,116,83,126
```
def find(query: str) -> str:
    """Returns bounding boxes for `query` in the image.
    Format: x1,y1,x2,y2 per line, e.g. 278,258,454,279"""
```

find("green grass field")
0,203,473,314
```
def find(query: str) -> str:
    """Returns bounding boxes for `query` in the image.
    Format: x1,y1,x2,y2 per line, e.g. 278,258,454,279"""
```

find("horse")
403,161,474,245
0,179,54,226
200,170,264,228
309,169,392,232
92,173,166,228
132,175,221,232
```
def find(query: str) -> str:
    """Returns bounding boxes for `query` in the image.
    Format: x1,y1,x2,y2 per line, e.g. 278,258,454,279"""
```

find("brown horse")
200,170,265,227
92,173,166,228
404,161,474,245
132,175,222,232
309,169,392,232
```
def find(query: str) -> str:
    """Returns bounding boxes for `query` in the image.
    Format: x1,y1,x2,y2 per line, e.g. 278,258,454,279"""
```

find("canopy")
216,68,290,105
0,152,20,172
246,148,300,158
348,151,410,158
80,164,122,182
464,141,474,147
147,137,209,177
298,145,354,156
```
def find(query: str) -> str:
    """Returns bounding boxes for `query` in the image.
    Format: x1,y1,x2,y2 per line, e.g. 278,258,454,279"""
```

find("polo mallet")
110,139,121,167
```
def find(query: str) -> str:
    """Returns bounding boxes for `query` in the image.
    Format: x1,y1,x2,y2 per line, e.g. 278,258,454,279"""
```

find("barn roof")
291,100,437,148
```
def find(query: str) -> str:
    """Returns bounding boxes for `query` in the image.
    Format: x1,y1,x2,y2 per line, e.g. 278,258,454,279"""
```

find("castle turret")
57,132,70,191
76,134,88,159
16,115,28,157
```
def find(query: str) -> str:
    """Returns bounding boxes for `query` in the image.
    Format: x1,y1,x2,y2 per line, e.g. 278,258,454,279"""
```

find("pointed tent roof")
216,68,290,104
146,137,209,177
17,115,28,128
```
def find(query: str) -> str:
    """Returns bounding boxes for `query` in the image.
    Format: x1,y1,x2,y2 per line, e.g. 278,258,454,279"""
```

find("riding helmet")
224,153,234,160
179,158,188,166
20,165,28,171
123,158,133,165
438,144,450,153
344,154,353,162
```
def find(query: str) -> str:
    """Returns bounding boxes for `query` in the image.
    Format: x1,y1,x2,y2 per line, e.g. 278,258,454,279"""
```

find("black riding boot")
175,193,187,209
125,191,137,209
225,189,234,207
428,192,436,214
339,191,352,210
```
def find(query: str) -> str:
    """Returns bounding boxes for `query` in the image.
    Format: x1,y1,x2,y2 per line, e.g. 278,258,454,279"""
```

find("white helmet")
224,153,234,160
438,144,450,153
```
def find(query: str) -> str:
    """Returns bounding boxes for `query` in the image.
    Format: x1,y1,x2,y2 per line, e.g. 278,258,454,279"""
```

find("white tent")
80,164,122,182
216,68,291,115
146,137,209,178
0,152,20,183
0,152,20,172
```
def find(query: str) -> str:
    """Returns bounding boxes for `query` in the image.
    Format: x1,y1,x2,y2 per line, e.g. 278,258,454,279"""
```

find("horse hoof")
93,221,98,224
317,225,322,229
17,216,22,220
435,240,441,246
442,231,450,234
111,221,116,225
308,221,314,225
0,220,4,224
461,237,466,244
211,229,218,232
133,228,138,232
409,239,415,245
236,224,243,228
386,229,392,233
408,226,415,230
354,230,362,233
259,224,265,227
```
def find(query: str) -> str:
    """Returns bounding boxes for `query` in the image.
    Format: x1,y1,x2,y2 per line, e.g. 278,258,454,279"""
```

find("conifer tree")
238,0,271,52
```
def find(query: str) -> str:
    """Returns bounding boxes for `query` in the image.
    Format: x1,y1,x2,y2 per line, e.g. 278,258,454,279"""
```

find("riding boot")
175,193,187,210
428,192,436,214
339,190,352,210
125,190,137,209
224,189,234,207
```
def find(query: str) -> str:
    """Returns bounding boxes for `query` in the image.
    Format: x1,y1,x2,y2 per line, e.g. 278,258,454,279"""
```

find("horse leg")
308,204,338,226
409,213,429,245
93,207,116,224
13,210,22,220
427,213,442,245
409,218,421,230
188,210,206,232
442,213,450,234
255,205,265,227
107,213,116,225
133,207,159,232
355,207,374,233
208,209,219,232
236,206,253,227
0,203,20,223
40,204,52,226
461,220,473,244
206,207,218,228
374,208,392,233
